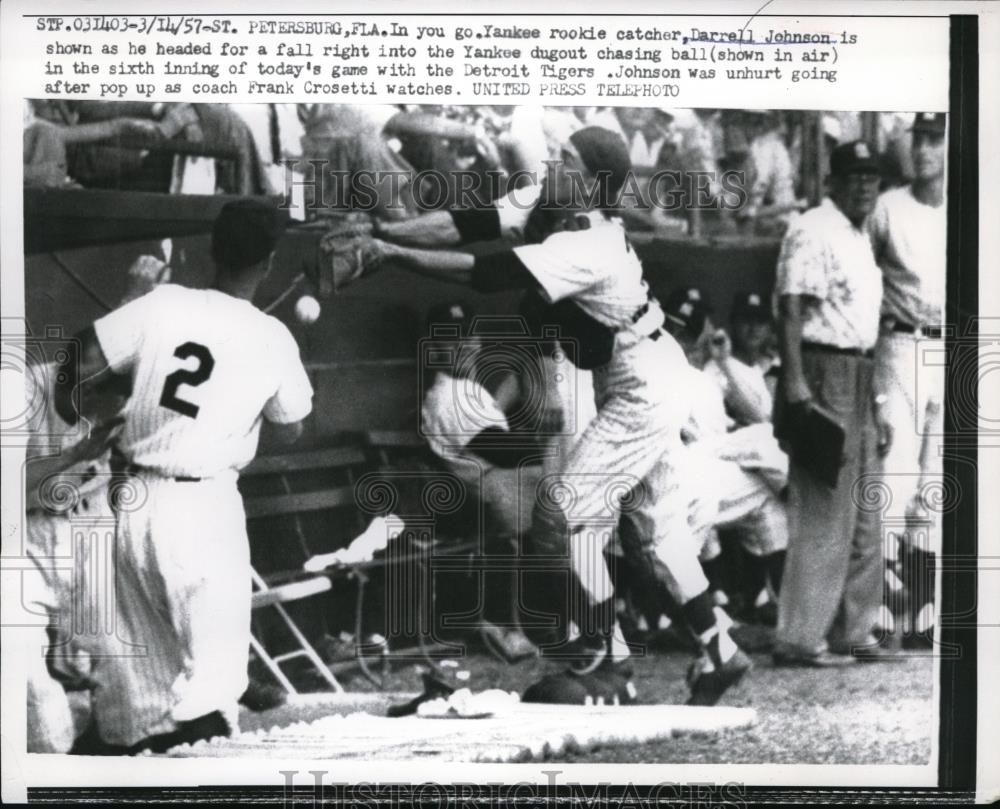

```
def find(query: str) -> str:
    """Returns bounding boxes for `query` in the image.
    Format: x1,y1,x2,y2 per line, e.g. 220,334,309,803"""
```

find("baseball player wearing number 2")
62,201,313,753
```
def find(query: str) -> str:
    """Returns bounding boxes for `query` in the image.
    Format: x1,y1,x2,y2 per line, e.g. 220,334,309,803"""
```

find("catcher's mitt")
316,230,383,297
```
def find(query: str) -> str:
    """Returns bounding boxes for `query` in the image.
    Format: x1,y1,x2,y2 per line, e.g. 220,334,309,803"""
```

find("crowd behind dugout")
24,101,919,236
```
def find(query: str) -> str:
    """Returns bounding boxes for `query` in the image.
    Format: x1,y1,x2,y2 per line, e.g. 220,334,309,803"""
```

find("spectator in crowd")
736,110,801,237
772,141,896,667
868,112,947,650
420,302,540,661
23,100,165,188
300,104,500,217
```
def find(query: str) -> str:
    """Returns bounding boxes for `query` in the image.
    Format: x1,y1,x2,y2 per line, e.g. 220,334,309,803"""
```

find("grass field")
324,637,936,765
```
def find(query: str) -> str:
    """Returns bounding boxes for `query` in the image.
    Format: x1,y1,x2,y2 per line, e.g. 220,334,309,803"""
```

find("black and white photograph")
1,1,994,805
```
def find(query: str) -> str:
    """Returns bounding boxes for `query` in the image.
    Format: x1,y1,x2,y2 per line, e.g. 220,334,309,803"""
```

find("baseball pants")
529,337,709,617
87,472,251,747
874,332,945,556
24,493,111,753
774,348,883,657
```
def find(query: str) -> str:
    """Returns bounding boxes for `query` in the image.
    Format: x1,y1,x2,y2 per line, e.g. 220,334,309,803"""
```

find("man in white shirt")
63,200,313,753
868,112,947,649
773,142,896,667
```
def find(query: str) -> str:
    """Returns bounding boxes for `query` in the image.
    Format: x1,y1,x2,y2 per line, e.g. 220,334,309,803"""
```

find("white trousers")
87,472,251,747
874,332,945,555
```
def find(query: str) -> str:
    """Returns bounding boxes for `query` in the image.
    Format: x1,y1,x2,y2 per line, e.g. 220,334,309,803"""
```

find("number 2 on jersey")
159,342,215,418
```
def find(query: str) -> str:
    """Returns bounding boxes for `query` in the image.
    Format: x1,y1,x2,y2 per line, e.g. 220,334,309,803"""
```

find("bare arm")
374,239,475,286
376,210,463,247
383,111,476,142
713,356,770,424
776,294,813,404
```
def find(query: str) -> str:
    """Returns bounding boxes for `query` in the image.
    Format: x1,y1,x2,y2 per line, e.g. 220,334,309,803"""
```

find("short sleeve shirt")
774,198,883,350
867,186,946,327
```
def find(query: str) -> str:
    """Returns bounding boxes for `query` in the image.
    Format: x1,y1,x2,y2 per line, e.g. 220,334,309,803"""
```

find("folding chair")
241,446,369,695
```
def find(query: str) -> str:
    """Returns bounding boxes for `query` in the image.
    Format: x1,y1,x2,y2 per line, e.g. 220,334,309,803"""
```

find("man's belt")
893,321,944,339
801,341,873,359
123,463,202,483
631,301,650,324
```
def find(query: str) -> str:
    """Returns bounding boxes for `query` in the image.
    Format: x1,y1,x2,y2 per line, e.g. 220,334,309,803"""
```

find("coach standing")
771,141,894,667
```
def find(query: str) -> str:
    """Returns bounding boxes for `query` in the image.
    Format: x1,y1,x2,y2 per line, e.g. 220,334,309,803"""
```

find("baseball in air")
294,295,321,325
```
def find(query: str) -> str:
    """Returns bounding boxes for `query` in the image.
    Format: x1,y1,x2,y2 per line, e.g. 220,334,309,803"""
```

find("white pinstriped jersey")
513,211,666,338
93,284,313,477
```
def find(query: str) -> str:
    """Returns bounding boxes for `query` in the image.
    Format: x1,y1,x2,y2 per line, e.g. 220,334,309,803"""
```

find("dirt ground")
315,636,936,765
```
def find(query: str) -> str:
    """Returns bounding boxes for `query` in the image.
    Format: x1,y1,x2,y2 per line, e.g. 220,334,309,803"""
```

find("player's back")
95,284,309,478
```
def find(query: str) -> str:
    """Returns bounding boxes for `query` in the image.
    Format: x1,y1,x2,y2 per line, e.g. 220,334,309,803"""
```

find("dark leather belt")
631,301,650,324
125,464,201,483
801,340,873,359
893,321,944,339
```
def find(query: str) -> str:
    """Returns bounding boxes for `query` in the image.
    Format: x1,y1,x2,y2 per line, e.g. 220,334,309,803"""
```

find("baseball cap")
911,112,946,136
568,126,632,203
211,199,285,271
829,140,880,177
663,287,712,340
731,292,771,323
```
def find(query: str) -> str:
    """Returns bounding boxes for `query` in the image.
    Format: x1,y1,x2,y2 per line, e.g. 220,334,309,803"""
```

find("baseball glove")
316,230,383,297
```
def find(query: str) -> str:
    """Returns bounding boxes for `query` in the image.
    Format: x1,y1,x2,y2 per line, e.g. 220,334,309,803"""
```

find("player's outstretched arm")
368,238,537,293
369,238,475,285
375,210,463,248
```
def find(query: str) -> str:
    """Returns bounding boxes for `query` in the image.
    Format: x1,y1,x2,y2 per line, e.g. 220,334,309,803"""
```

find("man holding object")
772,141,895,667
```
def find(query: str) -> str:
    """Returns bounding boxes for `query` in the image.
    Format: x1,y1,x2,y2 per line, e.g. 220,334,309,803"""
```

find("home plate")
162,694,757,761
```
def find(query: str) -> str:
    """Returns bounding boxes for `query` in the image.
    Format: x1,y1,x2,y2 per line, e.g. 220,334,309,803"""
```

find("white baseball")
294,295,321,325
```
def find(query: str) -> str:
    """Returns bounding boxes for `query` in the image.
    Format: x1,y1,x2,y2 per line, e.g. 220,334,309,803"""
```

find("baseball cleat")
686,648,753,706
522,660,637,706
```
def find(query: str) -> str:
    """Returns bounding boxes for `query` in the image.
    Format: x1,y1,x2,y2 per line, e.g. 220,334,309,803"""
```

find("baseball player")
23,255,171,753
868,112,947,648
23,364,120,753
60,200,313,753
369,127,752,706
420,301,540,661
661,288,789,615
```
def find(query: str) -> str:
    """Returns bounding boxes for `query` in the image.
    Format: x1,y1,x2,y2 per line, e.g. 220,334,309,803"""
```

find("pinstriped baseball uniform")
87,284,313,747
24,362,113,752
513,213,709,606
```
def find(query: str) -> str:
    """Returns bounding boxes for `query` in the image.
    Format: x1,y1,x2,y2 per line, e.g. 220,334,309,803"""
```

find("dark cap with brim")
663,286,712,340
731,292,771,323
829,140,880,177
